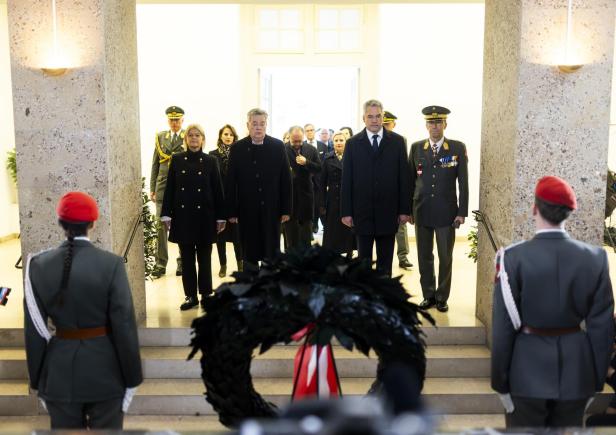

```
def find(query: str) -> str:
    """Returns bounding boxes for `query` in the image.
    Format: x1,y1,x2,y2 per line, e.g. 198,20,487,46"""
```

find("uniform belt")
56,326,110,340
521,325,580,336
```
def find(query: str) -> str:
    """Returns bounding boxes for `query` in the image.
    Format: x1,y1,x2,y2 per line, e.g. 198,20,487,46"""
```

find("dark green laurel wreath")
188,246,434,428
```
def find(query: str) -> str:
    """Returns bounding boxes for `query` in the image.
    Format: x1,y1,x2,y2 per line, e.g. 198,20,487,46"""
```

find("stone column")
477,0,615,341
7,0,145,321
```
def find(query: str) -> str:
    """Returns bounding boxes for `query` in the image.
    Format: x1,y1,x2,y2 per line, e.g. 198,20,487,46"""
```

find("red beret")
57,191,99,222
535,176,577,210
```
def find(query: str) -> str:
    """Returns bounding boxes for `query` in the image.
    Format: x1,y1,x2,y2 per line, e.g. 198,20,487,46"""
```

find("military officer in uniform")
491,176,614,428
150,106,186,278
383,111,413,270
24,192,143,429
409,106,468,312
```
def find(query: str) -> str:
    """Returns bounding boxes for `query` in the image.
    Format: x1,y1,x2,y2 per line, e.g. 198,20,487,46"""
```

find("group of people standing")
150,100,469,313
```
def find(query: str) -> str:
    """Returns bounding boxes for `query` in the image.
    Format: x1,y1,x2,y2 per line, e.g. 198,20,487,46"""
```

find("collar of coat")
423,137,449,151
533,229,569,240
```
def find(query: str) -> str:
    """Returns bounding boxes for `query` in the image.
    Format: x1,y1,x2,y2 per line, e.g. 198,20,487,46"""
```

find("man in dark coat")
284,125,321,251
409,106,468,312
226,108,292,266
341,99,411,276
491,176,614,428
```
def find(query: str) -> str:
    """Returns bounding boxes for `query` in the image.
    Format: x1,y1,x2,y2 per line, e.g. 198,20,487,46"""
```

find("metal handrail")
123,211,144,263
14,233,22,269
472,210,498,253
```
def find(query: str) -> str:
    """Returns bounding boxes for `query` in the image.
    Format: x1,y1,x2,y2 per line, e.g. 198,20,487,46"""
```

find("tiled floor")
3,235,616,329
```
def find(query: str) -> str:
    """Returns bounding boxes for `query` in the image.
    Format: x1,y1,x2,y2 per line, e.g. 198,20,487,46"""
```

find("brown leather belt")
521,325,580,337
56,326,110,340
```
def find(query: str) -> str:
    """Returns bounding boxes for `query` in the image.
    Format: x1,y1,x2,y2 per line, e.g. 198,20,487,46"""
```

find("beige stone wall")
7,0,145,321
477,0,616,341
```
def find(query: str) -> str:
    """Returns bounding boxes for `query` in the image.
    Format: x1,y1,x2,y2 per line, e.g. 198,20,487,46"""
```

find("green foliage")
141,177,159,280
5,148,16,184
467,225,478,263
605,225,616,248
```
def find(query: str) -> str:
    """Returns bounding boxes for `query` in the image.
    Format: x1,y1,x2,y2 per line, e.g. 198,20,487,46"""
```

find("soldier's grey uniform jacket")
408,138,468,228
491,231,614,400
24,240,143,402
150,129,186,200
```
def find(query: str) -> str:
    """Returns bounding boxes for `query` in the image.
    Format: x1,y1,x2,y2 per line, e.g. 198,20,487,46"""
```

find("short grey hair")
363,99,383,114
247,108,268,121
288,125,304,134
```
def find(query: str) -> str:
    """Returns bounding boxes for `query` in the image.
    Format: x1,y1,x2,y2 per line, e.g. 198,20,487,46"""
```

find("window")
256,7,304,52
315,6,362,52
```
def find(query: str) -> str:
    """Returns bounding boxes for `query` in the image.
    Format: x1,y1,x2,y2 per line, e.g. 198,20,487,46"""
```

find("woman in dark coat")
320,131,355,257
161,123,226,310
209,124,242,277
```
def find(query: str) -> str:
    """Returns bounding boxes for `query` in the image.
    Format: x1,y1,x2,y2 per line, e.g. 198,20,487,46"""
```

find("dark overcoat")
225,135,292,262
408,138,468,228
286,143,321,223
340,128,411,235
320,152,355,253
161,150,225,245
491,231,614,400
24,240,143,402
209,147,240,244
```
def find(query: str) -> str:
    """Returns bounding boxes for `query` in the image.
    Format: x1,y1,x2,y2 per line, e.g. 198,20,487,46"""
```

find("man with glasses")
409,106,468,312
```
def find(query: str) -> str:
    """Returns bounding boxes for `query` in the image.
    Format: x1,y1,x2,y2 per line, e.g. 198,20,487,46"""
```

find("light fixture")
557,0,582,73
41,0,68,76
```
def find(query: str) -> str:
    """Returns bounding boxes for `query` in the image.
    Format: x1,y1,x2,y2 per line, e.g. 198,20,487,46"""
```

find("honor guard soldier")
24,192,143,429
150,106,186,278
383,111,413,270
491,176,614,428
409,106,468,312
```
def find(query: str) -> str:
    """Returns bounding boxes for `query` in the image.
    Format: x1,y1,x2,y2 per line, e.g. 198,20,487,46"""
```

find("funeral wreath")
188,246,434,427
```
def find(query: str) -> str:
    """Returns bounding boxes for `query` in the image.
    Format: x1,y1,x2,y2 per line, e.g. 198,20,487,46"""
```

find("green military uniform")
409,106,468,310
383,111,412,269
150,106,186,274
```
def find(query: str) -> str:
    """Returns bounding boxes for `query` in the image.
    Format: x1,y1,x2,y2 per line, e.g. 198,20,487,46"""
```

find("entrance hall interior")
1,0,616,431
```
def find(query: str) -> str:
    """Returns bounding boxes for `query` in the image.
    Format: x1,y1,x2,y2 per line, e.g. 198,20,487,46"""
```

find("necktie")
172,133,177,143
432,143,438,158
372,134,379,153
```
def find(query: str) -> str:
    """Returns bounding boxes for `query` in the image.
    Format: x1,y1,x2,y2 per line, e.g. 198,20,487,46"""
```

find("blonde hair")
332,131,347,142
184,123,206,148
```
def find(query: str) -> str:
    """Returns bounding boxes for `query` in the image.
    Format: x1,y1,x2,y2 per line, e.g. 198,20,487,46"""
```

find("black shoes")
399,259,413,269
436,301,449,312
419,298,449,312
219,264,227,278
180,296,198,311
152,267,166,279
419,298,436,309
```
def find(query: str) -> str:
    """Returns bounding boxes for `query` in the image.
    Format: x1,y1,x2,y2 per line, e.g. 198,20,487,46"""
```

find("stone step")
2,378,611,416
0,414,506,432
0,345,490,379
0,323,486,347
